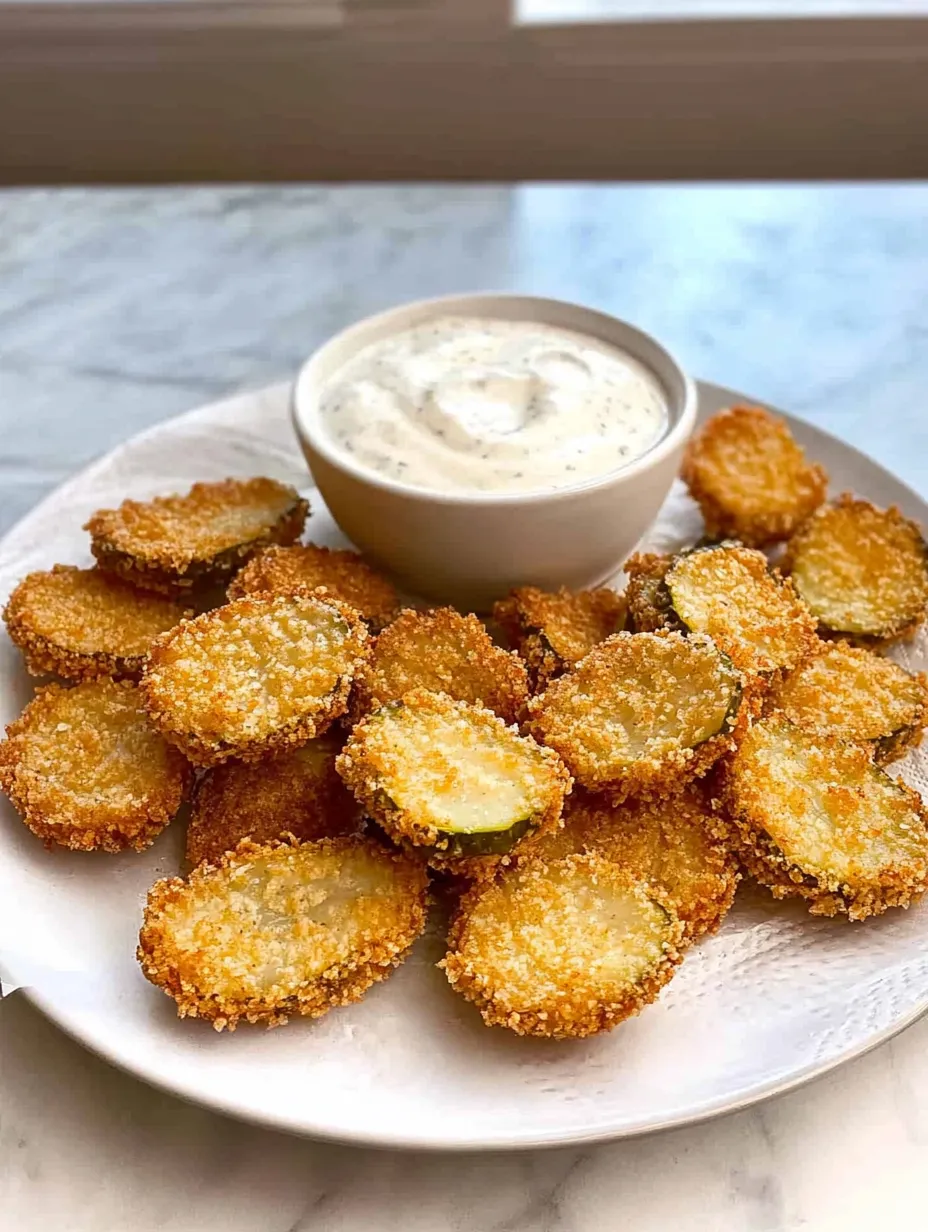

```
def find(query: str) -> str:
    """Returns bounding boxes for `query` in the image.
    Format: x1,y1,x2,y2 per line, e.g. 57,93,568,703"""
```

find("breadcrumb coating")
622,552,681,634
767,641,928,764
185,734,362,867
782,494,928,644
349,608,528,725
0,679,191,851
665,544,818,677
228,544,398,630
718,716,928,919
682,406,828,546
86,477,308,595
142,589,368,766
534,787,739,942
442,851,684,1038
337,689,570,872
493,586,627,689
528,631,745,803
4,565,191,682
138,835,429,1030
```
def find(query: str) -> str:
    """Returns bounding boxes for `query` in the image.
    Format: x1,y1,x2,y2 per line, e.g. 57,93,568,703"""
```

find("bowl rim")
291,292,697,508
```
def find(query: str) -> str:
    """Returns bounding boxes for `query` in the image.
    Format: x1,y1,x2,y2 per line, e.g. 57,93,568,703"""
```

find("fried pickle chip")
493,586,627,689
681,406,828,546
768,642,928,764
86,477,308,595
4,565,191,682
782,495,928,643
142,590,368,766
441,851,684,1037
664,544,818,676
534,788,739,941
337,689,570,871
228,544,398,630
0,679,190,851
138,835,429,1030
185,734,362,867
349,608,529,725
719,716,928,919
528,631,744,802
622,552,681,634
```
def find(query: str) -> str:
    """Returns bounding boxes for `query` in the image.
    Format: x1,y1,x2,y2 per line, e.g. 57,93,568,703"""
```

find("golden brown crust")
717,716,928,920
442,851,684,1038
532,787,739,942
493,586,627,690
228,544,398,630
682,406,828,547
782,494,928,645
767,641,928,764
664,544,819,678
528,631,746,803
0,679,191,852
622,552,680,634
86,477,308,595
3,565,191,682
141,589,369,767
349,607,529,725
337,689,571,874
138,835,429,1030
185,735,362,867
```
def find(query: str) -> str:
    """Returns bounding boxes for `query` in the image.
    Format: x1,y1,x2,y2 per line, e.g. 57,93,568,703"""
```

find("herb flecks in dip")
318,316,669,494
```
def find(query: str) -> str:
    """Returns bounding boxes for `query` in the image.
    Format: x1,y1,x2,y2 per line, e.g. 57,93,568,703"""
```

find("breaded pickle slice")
682,406,828,546
623,552,681,634
783,495,928,643
665,544,818,676
349,608,528,725
142,590,368,766
536,788,739,941
337,689,570,868
4,565,191,682
86,477,308,595
528,631,743,802
138,836,429,1030
769,642,928,764
493,586,627,689
719,716,928,919
185,734,361,868
228,543,398,630
441,852,684,1038
0,679,191,852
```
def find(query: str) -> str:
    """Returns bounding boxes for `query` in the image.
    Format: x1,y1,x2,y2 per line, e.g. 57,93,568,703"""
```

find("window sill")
2,6,927,182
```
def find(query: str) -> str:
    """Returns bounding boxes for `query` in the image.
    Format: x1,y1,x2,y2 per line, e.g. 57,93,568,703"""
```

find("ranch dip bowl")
292,293,697,611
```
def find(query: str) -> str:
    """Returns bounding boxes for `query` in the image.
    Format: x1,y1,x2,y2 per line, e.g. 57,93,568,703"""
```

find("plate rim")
5,378,928,1151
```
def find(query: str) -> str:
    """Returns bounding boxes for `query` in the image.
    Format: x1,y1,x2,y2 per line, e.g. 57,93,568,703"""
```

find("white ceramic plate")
2,380,928,1152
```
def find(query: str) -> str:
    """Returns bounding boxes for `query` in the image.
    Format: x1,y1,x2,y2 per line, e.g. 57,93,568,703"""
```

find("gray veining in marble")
1,183,928,1232
2,184,928,534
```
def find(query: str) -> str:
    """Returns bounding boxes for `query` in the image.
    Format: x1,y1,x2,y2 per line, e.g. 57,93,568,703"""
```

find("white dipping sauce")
318,316,669,494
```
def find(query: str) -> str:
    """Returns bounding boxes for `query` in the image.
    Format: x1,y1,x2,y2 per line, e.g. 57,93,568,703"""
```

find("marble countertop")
2,183,928,1231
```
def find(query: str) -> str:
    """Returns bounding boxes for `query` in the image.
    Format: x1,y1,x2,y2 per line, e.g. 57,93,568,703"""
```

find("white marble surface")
1,184,928,1230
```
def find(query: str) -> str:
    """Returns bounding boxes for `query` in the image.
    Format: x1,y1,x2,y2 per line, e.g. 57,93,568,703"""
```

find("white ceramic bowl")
292,293,696,610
